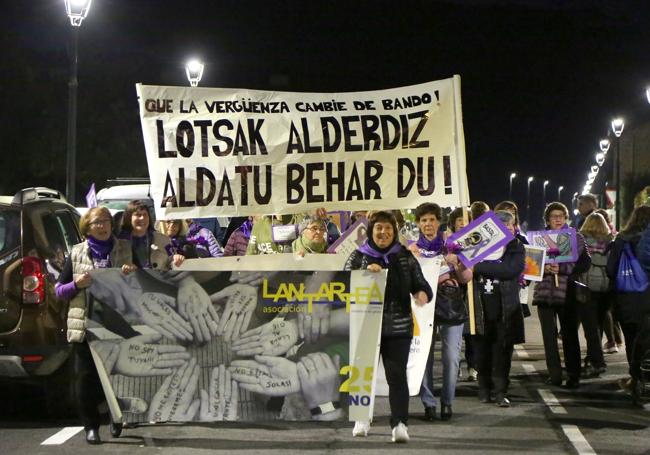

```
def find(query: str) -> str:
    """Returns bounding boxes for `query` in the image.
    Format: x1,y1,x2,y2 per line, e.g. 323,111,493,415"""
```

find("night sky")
2,0,649,222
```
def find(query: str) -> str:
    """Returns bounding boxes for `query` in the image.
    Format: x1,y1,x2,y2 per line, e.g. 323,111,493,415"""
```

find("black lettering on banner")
342,116,362,152
216,170,234,206
397,157,435,197
345,163,363,200
253,165,272,204
360,116,381,151
196,167,216,206
380,115,400,150
443,155,453,194
177,168,195,207
194,120,211,157
176,121,195,158
399,115,409,149
286,121,304,154
408,110,430,149
325,162,346,201
306,162,324,203
248,119,268,155
302,118,322,153
321,117,341,152
235,166,252,205
161,171,178,207
233,122,250,155
213,120,234,156
286,163,304,203
364,160,383,199
157,120,176,158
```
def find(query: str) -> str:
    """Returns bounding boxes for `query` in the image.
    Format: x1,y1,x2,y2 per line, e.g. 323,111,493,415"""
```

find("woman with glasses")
293,216,329,256
55,207,136,444
532,202,589,389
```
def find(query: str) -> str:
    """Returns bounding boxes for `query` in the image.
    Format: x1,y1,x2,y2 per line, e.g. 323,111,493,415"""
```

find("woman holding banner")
409,203,472,421
55,207,136,444
345,211,433,443
472,210,525,407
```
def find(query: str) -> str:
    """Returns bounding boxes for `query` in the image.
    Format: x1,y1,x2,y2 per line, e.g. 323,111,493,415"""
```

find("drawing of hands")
148,358,201,422
89,269,143,315
177,275,220,343
210,283,257,341
297,353,341,420
229,355,300,396
297,303,331,344
230,271,265,287
134,293,193,342
198,364,239,421
231,316,299,356
112,333,191,376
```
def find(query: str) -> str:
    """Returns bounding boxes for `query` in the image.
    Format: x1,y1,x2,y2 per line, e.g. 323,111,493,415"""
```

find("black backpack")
584,251,609,292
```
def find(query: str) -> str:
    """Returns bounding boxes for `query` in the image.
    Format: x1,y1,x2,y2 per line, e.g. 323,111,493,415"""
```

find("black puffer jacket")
344,245,433,338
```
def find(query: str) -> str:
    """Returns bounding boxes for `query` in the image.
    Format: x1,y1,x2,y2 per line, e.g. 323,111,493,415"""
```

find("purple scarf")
357,239,403,265
238,219,253,239
87,235,113,261
416,232,445,254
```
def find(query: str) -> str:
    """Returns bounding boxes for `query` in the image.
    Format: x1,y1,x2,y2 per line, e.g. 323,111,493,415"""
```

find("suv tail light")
22,256,45,304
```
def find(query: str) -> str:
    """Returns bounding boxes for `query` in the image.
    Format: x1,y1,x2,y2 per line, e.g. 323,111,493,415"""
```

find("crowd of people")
55,196,650,444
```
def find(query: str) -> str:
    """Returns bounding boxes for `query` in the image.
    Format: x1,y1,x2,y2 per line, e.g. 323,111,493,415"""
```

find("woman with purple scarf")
409,203,472,422
345,211,433,443
55,207,135,444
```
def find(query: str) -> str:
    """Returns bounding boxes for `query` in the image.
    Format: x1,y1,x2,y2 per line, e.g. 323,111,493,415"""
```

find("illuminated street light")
611,118,624,137
596,152,605,166
542,180,549,204
509,172,517,200
646,88,650,104
558,185,564,200
526,176,534,224
185,59,205,87
590,165,599,174
63,0,93,204
64,0,92,26
599,139,610,153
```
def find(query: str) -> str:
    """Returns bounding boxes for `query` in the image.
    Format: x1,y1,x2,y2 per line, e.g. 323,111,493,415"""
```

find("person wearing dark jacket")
472,211,526,407
606,205,650,388
345,211,433,443
532,202,590,389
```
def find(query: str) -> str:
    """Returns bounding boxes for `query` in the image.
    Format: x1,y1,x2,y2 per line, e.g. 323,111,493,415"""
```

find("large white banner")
137,77,468,219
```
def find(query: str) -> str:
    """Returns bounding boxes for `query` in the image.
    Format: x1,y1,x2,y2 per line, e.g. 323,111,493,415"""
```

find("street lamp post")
186,59,205,87
526,176,534,226
542,180,549,205
509,172,516,200
558,185,564,201
64,0,92,205
612,117,624,230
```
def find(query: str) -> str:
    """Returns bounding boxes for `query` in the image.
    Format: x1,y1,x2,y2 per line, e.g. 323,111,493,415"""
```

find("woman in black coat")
472,210,526,407
345,211,433,443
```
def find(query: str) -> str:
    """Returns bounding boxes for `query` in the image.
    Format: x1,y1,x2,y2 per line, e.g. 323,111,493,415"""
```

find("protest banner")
327,218,368,256
523,245,546,281
85,256,385,424
136,77,469,219
446,211,515,269
526,228,578,264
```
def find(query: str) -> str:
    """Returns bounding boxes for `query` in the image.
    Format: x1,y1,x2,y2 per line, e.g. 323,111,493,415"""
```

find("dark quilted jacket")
344,245,433,337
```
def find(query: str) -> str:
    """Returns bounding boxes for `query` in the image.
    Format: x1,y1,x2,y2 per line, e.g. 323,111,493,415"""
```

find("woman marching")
345,211,433,443
55,207,136,444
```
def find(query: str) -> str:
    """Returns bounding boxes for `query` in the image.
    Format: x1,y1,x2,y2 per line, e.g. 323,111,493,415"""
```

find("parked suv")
0,187,82,412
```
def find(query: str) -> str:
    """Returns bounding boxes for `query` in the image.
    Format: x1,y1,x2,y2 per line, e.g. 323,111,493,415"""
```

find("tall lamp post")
542,180,549,205
526,176,534,226
64,0,92,205
186,59,205,87
558,185,564,202
509,172,517,200
611,117,624,230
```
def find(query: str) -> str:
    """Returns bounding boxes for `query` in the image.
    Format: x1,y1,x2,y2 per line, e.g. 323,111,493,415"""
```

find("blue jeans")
420,322,464,407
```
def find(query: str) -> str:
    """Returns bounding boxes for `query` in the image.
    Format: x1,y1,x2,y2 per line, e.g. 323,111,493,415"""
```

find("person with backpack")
578,213,612,376
606,205,650,391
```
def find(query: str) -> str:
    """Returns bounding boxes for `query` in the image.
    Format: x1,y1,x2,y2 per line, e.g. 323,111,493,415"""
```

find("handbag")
574,281,591,303
616,243,650,293
434,280,468,325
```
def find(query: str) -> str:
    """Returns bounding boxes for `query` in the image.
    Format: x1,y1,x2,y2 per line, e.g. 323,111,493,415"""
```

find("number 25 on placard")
338,365,373,393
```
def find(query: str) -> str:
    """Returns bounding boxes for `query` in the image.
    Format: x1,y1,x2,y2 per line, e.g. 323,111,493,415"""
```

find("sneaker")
352,421,370,437
391,422,409,443
495,395,511,408
603,342,619,354
618,377,633,392
467,368,478,382
423,406,436,421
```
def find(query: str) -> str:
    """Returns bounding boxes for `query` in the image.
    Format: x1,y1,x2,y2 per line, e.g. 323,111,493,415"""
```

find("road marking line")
522,363,537,375
41,426,84,445
561,425,597,455
538,389,567,414
514,344,529,359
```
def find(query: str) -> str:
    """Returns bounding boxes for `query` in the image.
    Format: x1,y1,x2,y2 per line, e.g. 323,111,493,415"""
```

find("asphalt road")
2,316,649,454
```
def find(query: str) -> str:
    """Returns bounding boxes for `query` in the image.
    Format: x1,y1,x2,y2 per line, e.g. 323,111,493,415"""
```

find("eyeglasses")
89,219,111,227
163,220,181,225
306,226,326,233
549,214,566,220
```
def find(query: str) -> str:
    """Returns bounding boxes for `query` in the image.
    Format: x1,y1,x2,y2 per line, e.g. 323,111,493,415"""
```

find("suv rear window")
0,209,20,255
